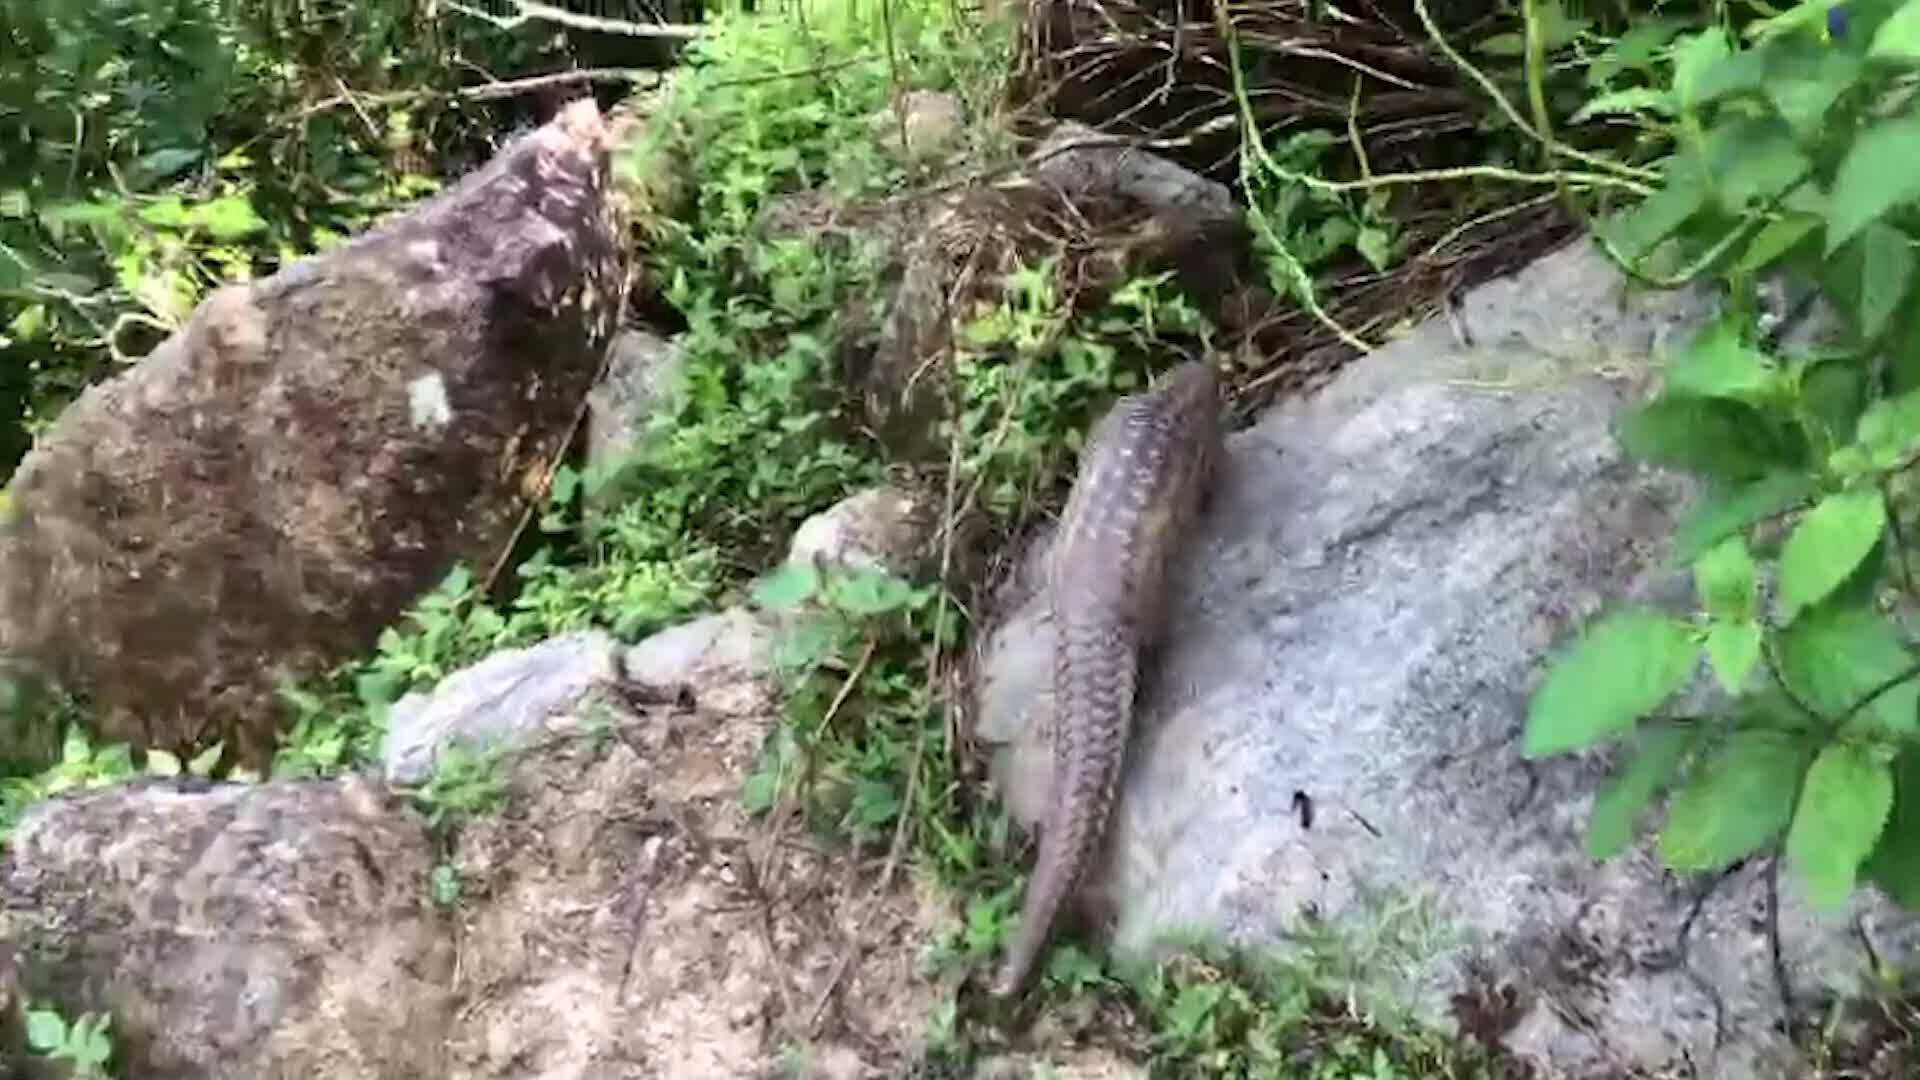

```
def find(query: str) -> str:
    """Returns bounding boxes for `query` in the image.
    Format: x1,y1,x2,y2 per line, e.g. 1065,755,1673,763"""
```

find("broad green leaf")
829,568,918,616
771,615,835,671
1765,41,1862,138
1607,152,1711,264
1619,396,1800,482
1826,111,1920,255
1674,470,1816,559
70,1013,111,1064
1799,358,1866,451
1703,116,1812,212
146,749,183,777
1734,213,1820,274
1787,742,1893,909
1837,222,1916,339
188,742,224,777
1671,28,1737,107
1776,488,1886,621
1869,0,1920,58
24,1009,66,1051
1856,388,1920,466
1706,619,1764,693
1524,609,1699,757
851,778,900,826
1864,746,1920,908
1665,315,1777,400
1355,226,1391,272
1586,723,1700,859
1779,603,1918,735
752,560,820,611
741,768,779,814
1658,729,1810,871
60,725,90,766
1694,536,1756,621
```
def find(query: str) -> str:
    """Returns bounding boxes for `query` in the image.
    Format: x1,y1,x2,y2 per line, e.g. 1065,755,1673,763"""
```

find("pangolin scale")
991,360,1224,998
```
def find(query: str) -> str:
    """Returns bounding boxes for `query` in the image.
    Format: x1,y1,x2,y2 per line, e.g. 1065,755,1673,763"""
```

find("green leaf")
1694,535,1756,621
1524,609,1699,757
1706,620,1764,693
1665,315,1777,400
1703,116,1812,212
1610,152,1714,266
1355,226,1391,272
1765,41,1863,139
1734,213,1820,274
1618,396,1799,481
1779,604,1918,736
1826,111,1920,255
751,560,820,611
741,768,778,814
1800,357,1867,451
1787,741,1893,909
187,742,224,777
1589,18,1687,84
146,749,182,777
1869,0,1920,59
1857,388,1920,466
1167,982,1226,1039
1674,470,1817,559
1586,723,1700,859
1776,488,1886,621
24,1009,66,1051
1658,729,1810,872
828,568,918,616
851,777,900,826
1571,87,1676,123
1864,746,1920,908
1838,222,1916,339
771,615,836,671
1670,28,1737,107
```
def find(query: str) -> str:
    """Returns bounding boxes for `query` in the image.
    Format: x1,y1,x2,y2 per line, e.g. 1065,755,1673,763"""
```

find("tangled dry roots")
1008,0,1584,412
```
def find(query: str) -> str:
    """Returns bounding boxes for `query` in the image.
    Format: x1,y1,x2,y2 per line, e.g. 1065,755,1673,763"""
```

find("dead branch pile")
1013,0,1595,411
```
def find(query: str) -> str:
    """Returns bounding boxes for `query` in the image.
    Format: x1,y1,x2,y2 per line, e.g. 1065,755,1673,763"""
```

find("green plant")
1525,0,1920,914
25,1004,113,1078
0,0,560,471
409,737,510,829
0,725,228,844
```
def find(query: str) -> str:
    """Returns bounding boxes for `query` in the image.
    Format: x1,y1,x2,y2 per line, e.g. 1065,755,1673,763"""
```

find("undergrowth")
1522,0,1920,958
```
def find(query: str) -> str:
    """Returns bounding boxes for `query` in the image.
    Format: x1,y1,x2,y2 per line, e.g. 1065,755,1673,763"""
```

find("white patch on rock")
407,371,453,432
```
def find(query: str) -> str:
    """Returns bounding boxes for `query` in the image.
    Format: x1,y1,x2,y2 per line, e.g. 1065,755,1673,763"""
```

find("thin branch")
281,68,662,126
1767,850,1799,1040
441,0,699,39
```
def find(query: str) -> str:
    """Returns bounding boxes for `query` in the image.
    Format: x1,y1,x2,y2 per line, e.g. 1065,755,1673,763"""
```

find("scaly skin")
991,360,1224,998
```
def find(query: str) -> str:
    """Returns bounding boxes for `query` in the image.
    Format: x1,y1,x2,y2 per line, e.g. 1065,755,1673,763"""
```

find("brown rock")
0,98,626,770
0,775,451,1078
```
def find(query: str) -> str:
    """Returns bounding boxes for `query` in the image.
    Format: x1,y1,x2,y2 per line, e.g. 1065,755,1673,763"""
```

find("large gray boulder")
0,98,625,771
0,776,451,1079
975,238,1920,1078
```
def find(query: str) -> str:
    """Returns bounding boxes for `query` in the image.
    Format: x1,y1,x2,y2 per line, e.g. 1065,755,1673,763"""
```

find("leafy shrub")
1526,0,1920,912
0,0,565,469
